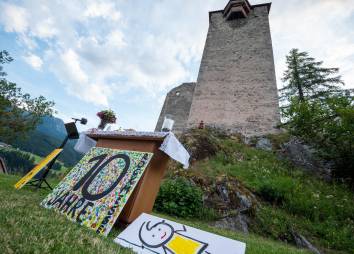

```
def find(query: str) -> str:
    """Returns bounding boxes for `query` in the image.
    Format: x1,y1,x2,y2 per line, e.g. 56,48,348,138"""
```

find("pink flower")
96,109,117,124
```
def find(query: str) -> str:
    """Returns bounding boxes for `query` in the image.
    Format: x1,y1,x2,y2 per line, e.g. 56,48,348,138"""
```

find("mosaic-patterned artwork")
41,147,153,236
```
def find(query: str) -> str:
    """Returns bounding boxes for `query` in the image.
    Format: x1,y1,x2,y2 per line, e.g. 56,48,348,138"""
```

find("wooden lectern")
87,132,170,224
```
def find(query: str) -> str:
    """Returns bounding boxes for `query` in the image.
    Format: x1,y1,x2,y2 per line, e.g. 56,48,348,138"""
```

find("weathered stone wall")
187,5,280,136
155,83,196,133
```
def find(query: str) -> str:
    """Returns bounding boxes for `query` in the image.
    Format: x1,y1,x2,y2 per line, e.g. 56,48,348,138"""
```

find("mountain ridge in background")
13,116,83,167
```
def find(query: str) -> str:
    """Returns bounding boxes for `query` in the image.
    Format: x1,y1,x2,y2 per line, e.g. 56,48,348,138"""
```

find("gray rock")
202,177,257,234
280,137,332,180
292,231,322,254
199,176,258,213
255,137,273,151
212,213,250,234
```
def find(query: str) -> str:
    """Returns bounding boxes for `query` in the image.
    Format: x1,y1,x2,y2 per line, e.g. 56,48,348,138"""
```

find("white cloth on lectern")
74,133,97,154
159,132,190,169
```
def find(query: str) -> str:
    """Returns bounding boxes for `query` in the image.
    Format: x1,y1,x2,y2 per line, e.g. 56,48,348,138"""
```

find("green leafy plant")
155,177,204,218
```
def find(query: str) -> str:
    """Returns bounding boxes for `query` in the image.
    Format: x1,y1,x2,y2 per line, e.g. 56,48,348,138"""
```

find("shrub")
282,95,354,185
155,177,204,218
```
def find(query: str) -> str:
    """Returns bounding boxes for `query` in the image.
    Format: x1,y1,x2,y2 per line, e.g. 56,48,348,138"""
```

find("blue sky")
1,0,353,132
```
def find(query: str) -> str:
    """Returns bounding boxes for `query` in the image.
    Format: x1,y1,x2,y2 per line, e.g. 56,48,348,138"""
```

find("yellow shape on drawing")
14,148,63,189
166,234,203,254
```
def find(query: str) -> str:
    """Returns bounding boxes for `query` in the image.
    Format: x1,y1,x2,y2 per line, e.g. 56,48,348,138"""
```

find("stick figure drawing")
114,213,246,254
138,220,210,254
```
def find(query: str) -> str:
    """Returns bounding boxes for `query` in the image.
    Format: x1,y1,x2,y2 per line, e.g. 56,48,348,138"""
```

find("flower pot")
98,119,109,130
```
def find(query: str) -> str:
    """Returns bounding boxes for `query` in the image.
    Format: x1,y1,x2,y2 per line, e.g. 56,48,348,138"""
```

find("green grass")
23,150,69,174
189,138,354,253
0,174,310,254
0,175,130,254
154,213,310,254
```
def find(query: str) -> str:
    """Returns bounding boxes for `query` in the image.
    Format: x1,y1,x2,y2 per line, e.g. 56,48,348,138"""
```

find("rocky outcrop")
279,138,333,180
249,135,333,180
255,137,273,151
174,169,258,234
291,230,322,254
178,128,228,162
212,214,250,234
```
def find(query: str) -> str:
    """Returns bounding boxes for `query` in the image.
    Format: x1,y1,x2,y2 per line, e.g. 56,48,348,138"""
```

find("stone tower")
155,83,196,132
155,0,280,136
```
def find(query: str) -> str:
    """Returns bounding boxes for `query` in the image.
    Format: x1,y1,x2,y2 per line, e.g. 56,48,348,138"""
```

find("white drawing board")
114,213,246,254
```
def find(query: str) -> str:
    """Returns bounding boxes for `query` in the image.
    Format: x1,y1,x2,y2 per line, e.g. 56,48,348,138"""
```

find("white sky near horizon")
0,0,353,131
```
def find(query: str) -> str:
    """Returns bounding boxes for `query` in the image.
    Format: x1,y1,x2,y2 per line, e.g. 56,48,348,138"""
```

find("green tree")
286,95,354,182
280,48,343,104
280,49,354,184
0,50,55,142
0,50,13,77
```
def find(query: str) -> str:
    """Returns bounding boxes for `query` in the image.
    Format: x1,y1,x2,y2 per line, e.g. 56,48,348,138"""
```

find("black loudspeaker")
64,122,79,139
80,118,88,125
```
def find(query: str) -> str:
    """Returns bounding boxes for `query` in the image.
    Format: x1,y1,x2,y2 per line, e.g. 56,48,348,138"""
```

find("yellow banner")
14,148,63,190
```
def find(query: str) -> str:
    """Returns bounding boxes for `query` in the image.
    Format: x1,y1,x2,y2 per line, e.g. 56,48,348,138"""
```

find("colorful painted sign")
41,147,153,236
114,213,246,254
14,148,63,189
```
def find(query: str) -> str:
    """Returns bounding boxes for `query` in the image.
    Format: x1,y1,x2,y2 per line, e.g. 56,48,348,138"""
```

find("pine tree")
279,49,344,104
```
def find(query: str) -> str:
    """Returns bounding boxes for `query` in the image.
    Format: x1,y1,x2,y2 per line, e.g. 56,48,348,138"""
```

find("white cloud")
84,2,121,21
0,0,224,107
23,53,43,70
61,50,88,84
268,0,354,89
33,18,58,39
106,30,126,49
49,49,111,106
18,34,37,49
0,3,28,33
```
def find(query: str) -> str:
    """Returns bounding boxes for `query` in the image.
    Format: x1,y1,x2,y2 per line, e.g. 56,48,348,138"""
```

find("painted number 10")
73,153,130,201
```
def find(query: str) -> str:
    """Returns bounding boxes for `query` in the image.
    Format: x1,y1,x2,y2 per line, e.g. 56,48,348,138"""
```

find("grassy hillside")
1,128,353,253
161,129,354,254
0,146,68,177
0,174,310,254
